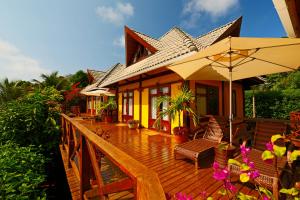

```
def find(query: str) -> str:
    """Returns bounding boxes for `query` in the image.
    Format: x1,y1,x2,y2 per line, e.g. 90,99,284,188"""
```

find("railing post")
80,135,92,200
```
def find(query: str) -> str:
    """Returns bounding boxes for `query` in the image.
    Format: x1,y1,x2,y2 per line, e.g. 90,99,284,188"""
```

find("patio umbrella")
169,36,300,146
80,88,115,96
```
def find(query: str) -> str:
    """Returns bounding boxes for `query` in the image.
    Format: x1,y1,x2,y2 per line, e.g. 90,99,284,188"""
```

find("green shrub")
0,142,46,199
0,87,63,153
245,89,300,119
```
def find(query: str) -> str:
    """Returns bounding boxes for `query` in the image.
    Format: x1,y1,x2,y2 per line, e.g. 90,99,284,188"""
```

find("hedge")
245,89,300,120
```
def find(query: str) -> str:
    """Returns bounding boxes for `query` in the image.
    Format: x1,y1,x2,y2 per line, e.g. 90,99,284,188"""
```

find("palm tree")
0,78,24,103
154,85,198,132
33,71,69,91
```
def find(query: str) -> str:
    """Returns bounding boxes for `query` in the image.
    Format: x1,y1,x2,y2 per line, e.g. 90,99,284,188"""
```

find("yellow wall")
171,82,183,134
134,90,140,121
118,92,122,122
141,88,149,128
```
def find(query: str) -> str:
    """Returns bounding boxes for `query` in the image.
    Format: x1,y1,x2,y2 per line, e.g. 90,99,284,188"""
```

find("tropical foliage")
245,70,300,119
96,96,117,116
154,85,197,129
0,78,25,104
0,143,46,200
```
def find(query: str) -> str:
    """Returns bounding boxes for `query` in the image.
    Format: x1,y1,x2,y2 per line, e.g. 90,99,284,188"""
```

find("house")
81,69,106,115
83,16,262,134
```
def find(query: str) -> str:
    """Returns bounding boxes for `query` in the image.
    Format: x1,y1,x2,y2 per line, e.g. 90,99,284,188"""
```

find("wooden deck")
75,119,259,199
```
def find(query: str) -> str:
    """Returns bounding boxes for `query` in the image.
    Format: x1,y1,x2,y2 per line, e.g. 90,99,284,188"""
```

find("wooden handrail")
61,114,166,200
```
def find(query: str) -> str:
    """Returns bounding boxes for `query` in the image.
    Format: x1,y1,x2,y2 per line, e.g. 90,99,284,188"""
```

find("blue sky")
0,0,285,81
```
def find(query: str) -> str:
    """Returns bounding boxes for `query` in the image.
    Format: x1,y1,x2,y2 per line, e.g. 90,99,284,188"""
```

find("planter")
173,127,189,144
128,123,138,129
214,143,236,168
128,120,139,129
106,116,113,123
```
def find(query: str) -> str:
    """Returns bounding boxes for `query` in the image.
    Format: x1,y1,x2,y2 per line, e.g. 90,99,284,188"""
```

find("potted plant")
96,97,117,123
127,120,139,129
154,85,198,143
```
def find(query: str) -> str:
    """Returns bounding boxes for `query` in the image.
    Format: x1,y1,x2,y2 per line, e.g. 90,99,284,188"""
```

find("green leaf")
240,173,250,183
261,150,274,161
218,188,227,196
259,186,273,198
271,135,283,143
228,158,242,166
273,145,286,157
237,192,257,200
241,164,250,171
289,150,300,162
279,188,299,196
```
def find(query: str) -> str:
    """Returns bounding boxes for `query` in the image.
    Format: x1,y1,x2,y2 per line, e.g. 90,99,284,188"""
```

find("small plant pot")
128,124,138,129
105,116,113,123
173,127,189,144
214,144,236,168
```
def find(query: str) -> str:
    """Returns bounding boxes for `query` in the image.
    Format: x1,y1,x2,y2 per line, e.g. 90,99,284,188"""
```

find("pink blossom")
213,162,219,170
250,170,260,179
262,195,270,200
175,192,193,200
224,180,237,193
265,142,274,151
213,169,229,181
249,161,255,169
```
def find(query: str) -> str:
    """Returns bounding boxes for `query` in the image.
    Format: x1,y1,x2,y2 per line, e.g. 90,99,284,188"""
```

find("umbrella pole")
229,67,233,146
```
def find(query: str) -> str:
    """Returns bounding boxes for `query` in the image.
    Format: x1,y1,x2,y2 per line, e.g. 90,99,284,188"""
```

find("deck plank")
65,120,260,199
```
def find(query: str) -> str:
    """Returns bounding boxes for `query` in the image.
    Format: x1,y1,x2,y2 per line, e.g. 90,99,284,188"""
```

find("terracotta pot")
214,145,236,168
106,116,113,123
128,123,138,129
173,127,189,144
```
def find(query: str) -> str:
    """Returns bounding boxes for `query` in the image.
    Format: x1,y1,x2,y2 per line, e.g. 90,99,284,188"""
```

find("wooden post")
139,75,142,128
80,135,92,199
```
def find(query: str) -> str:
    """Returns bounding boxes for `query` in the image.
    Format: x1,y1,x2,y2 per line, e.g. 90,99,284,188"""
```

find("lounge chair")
174,115,227,169
229,119,287,199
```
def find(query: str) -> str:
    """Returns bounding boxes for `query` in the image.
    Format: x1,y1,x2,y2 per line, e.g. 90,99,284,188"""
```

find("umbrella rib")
233,54,297,71
230,48,260,68
205,57,229,68
242,42,300,51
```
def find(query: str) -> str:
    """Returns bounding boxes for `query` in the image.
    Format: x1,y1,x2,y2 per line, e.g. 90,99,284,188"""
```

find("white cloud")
0,39,50,81
113,35,125,48
182,0,239,28
96,2,134,26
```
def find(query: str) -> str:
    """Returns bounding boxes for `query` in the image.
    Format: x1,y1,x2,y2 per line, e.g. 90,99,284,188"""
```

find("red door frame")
148,85,171,133
122,90,134,122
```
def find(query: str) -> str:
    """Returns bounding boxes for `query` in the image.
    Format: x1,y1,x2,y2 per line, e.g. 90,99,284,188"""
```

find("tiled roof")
98,17,242,87
87,69,106,83
96,63,126,87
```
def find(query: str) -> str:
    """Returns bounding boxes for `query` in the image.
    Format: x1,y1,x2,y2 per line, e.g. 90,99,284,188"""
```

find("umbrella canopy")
80,88,115,97
169,36,300,145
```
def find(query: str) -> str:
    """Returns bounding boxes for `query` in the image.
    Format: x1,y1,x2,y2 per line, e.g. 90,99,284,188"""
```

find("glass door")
122,91,134,122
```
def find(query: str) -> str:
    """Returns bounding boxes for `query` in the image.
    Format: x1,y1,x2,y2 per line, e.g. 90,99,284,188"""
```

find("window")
122,91,134,121
149,86,170,132
195,84,219,116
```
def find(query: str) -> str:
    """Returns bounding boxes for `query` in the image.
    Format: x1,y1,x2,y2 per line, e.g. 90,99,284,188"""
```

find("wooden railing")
60,114,166,200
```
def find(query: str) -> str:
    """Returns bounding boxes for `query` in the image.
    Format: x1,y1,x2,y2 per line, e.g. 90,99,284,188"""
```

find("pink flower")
240,144,250,156
213,162,219,170
175,192,193,200
265,142,274,151
250,170,260,179
224,180,237,193
213,169,229,181
249,161,255,169
262,195,270,200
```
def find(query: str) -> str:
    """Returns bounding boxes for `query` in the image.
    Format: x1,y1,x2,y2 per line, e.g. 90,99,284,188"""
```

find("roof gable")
125,26,158,66
98,17,243,87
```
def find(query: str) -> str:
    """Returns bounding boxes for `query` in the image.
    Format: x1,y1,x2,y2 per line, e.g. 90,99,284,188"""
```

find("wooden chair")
174,115,227,169
229,119,287,199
